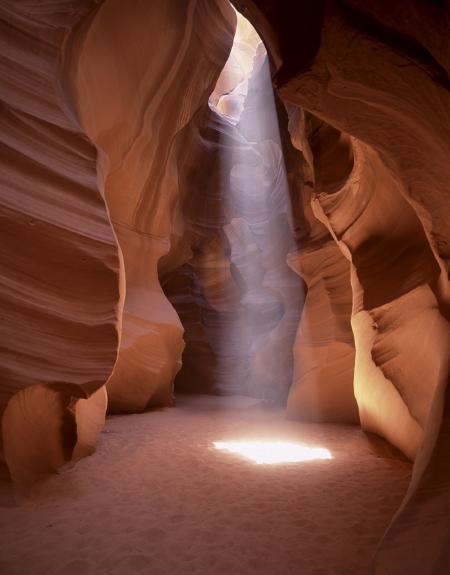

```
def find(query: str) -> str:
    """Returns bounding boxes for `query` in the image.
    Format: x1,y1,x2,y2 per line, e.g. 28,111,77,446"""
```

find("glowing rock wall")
71,0,236,412
1,13,449,573
0,0,236,482
232,0,450,570
285,107,358,424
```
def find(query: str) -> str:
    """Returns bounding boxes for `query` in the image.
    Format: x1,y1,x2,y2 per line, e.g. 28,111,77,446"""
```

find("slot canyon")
0,0,449,573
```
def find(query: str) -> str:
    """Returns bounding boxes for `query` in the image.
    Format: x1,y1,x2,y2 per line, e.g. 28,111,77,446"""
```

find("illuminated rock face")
287,241,357,424
232,0,450,570
0,0,359,485
71,0,236,412
0,0,235,481
285,107,358,424
1,7,450,569
308,122,445,458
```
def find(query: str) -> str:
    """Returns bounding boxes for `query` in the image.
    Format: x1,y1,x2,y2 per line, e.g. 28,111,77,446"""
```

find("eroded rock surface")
1,2,450,569
0,0,119,484
71,0,236,412
232,0,450,570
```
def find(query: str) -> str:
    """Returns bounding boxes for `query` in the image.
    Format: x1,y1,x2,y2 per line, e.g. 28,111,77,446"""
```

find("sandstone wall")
0,0,120,485
71,0,236,412
2,6,449,568
285,106,357,423
0,0,237,483
232,0,450,570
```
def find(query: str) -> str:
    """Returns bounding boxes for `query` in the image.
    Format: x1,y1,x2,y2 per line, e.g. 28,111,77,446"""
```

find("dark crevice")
339,0,450,91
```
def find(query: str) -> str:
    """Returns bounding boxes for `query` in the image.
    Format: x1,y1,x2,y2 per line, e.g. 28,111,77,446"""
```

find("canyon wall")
232,0,450,571
1,4,449,569
0,0,237,483
70,0,236,412
160,15,356,415
285,106,358,423
0,0,120,485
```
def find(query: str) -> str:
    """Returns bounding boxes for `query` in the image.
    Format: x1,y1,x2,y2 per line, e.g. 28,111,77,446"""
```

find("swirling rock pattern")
285,106,358,424
0,0,120,484
71,0,236,412
232,0,450,570
2,6,450,571
0,0,237,481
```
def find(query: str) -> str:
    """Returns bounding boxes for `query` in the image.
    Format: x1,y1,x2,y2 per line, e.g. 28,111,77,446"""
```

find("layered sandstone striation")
1,2,449,569
0,0,237,482
71,0,237,412
0,0,120,485
232,0,450,570
285,106,357,424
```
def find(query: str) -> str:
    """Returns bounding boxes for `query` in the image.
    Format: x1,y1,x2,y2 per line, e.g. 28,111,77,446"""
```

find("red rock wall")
71,0,236,412
232,0,450,570
0,0,236,482
0,0,120,485
2,7,449,567
285,106,358,423
303,120,444,459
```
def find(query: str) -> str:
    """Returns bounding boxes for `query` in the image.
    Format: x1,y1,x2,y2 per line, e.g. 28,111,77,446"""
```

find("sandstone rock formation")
70,0,237,411
0,0,120,485
285,106,358,424
1,0,450,571
0,0,237,481
232,0,450,570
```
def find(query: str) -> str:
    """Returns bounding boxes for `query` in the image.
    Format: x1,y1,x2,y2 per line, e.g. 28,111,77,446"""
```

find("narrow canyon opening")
160,10,304,403
1,1,449,574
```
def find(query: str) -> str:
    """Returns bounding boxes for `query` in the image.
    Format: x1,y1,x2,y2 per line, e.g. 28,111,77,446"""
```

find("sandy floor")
0,395,411,575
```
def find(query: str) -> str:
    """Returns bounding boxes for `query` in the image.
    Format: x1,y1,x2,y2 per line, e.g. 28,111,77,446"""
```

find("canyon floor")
0,395,411,575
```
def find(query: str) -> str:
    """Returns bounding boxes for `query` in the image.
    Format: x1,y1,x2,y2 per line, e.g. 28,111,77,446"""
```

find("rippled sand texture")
0,395,410,575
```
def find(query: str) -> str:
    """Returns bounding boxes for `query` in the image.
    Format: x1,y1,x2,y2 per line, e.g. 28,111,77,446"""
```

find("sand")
0,395,411,575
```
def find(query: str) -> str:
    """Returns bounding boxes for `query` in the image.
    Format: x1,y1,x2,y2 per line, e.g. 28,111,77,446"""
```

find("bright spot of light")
213,440,333,465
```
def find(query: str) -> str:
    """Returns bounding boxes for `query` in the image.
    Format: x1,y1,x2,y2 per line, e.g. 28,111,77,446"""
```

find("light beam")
207,9,304,400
